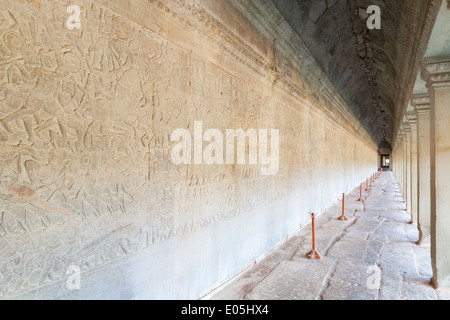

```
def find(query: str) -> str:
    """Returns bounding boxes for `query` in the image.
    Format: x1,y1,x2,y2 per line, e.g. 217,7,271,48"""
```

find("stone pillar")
396,135,402,191
395,138,401,178
398,137,402,178
402,132,406,197
404,124,412,215
422,55,450,288
412,94,431,245
399,134,404,193
406,112,418,226
393,141,398,178
399,137,402,177
400,129,407,199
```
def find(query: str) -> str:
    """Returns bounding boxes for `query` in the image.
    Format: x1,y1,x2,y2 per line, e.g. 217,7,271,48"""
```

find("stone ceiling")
272,0,441,146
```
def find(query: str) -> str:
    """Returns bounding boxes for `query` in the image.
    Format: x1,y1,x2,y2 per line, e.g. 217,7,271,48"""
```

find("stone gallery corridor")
209,172,449,300
0,0,450,300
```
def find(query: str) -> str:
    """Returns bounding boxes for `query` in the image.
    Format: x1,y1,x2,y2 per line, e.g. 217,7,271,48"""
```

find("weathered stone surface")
0,0,379,299
210,173,443,300
245,256,337,300
272,0,440,146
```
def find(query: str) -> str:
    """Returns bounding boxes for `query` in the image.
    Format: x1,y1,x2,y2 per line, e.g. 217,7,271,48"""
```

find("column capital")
411,93,431,113
421,55,450,89
403,121,411,133
406,112,418,126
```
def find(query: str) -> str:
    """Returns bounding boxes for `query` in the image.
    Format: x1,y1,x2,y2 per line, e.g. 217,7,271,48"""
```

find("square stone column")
412,94,431,245
398,137,402,179
393,140,399,178
403,124,412,215
406,112,418,226
400,129,407,199
401,131,406,198
422,55,450,288
397,131,403,192
395,136,402,184
396,134,402,192
395,138,401,178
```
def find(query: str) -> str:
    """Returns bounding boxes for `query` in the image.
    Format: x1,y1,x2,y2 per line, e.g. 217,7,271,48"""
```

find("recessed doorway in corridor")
381,155,390,170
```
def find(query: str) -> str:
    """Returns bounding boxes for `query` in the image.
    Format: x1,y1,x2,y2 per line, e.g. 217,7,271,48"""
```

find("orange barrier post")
365,178,369,191
306,213,321,259
338,193,348,221
357,183,362,201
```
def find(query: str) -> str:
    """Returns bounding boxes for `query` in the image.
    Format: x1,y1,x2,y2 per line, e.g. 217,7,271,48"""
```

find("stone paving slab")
209,233,307,300
321,261,379,300
209,173,447,300
245,256,336,300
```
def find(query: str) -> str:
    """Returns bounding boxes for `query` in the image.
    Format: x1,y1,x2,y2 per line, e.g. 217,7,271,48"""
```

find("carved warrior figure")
0,176,73,221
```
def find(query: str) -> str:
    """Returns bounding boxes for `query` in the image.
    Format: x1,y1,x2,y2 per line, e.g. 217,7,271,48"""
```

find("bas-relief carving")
0,0,288,296
0,0,377,297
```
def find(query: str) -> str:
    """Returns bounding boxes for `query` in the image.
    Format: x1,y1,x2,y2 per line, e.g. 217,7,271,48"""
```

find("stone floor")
208,172,450,300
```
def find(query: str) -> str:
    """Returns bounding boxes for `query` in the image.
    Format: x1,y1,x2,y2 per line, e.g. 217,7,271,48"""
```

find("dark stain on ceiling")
272,0,437,145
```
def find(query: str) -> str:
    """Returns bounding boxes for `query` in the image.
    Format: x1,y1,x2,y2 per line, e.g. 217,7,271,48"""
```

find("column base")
431,275,450,290
416,227,431,246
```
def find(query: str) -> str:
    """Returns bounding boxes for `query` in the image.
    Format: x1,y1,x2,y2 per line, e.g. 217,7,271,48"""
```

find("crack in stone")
241,258,286,300
210,173,439,300
317,218,359,299
288,238,307,261
322,217,359,257
317,257,338,300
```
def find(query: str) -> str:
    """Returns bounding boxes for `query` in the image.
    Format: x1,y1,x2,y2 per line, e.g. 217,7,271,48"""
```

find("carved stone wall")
0,0,378,299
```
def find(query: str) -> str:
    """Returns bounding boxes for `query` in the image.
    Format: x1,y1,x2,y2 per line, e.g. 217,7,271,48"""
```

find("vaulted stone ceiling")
272,0,441,145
